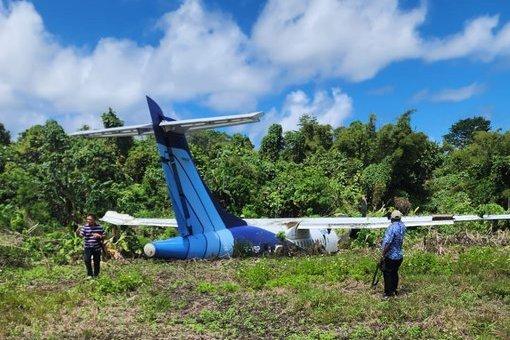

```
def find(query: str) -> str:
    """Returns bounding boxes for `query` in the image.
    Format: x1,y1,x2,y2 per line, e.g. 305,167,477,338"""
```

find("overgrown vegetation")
0,239,508,338
0,110,508,265
0,109,508,337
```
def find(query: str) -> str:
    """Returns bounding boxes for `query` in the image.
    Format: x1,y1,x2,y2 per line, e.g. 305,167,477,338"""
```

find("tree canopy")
0,110,507,236
0,123,10,145
443,116,491,148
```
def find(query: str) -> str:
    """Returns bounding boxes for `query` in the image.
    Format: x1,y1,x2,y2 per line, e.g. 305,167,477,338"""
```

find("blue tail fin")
146,96,246,239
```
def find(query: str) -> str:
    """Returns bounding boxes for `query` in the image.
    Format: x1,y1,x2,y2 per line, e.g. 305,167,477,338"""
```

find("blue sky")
1,0,510,143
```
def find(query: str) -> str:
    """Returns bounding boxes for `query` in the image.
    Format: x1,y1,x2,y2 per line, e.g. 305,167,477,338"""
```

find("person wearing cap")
380,209,406,297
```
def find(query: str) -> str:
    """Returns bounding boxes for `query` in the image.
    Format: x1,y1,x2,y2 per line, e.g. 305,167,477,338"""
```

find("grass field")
1,239,509,339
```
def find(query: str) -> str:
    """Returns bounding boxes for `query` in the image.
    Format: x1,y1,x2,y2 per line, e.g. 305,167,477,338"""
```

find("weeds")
0,245,508,339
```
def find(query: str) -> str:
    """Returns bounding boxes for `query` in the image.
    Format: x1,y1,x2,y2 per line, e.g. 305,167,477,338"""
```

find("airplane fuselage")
143,225,339,259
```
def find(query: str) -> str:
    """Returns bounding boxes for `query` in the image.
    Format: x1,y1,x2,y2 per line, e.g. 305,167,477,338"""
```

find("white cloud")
253,0,510,82
412,83,485,103
1,0,510,138
0,0,272,137
252,0,426,82
423,16,510,62
248,87,353,143
279,88,353,130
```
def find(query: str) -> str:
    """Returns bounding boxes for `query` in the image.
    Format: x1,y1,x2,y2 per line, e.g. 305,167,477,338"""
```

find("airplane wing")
289,214,510,229
69,112,263,137
100,211,177,227
70,124,154,138
100,212,510,230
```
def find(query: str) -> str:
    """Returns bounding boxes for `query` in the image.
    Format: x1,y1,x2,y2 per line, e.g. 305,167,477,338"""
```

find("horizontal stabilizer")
69,112,263,137
69,124,153,138
100,211,177,227
159,111,263,133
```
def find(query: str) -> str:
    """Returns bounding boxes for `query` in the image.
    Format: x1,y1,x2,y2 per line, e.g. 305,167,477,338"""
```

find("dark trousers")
84,247,101,277
382,258,403,296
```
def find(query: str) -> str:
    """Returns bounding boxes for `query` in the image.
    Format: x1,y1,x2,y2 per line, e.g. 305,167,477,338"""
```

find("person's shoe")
382,294,390,300
86,276,93,280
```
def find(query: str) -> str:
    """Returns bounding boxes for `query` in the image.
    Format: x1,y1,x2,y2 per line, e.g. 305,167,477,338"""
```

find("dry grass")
0,243,508,339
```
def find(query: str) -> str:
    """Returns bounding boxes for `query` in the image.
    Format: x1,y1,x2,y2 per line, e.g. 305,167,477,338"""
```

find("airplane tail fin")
70,97,259,245
147,96,174,125
145,96,248,238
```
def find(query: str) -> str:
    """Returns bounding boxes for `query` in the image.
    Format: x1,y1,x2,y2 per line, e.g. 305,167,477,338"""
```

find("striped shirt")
80,224,105,249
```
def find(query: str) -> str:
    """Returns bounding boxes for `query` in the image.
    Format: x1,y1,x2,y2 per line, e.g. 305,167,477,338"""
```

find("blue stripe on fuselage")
230,225,280,250
150,226,279,259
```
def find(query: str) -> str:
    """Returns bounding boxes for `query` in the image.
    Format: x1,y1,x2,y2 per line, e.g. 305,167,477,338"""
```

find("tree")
101,108,132,156
444,116,491,148
334,116,377,166
260,124,284,161
429,130,510,212
124,137,159,182
282,130,306,163
101,108,124,128
0,123,10,145
361,162,392,209
298,115,333,153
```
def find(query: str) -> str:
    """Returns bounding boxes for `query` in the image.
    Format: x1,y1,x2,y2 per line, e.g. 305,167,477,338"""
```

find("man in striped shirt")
78,214,105,278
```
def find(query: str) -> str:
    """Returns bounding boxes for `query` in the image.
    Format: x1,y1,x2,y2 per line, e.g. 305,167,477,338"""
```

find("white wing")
69,112,263,137
298,214,510,229
70,124,153,138
100,211,177,227
100,211,510,231
159,112,263,133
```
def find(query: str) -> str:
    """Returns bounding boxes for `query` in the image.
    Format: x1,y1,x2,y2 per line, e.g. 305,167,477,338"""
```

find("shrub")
92,270,145,299
0,244,30,268
237,263,272,289
403,251,452,275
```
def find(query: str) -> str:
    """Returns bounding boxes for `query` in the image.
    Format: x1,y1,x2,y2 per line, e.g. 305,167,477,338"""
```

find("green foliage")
276,231,286,242
444,116,491,148
455,246,509,275
334,115,377,166
1,245,508,338
361,162,391,209
0,122,10,145
351,229,380,248
0,109,508,267
101,107,124,128
429,130,510,211
282,130,306,162
0,244,30,268
101,107,133,156
93,269,145,296
140,293,173,321
260,124,284,161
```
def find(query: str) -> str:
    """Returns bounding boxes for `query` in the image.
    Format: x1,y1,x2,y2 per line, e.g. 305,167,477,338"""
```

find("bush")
351,229,379,248
456,246,508,275
92,269,145,299
0,244,30,268
403,251,452,275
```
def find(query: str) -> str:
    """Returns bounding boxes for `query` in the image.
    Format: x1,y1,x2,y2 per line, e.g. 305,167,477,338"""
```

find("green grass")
0,245,508,339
